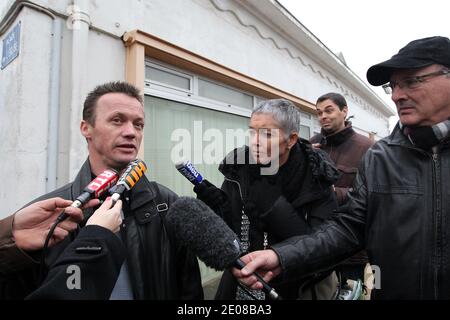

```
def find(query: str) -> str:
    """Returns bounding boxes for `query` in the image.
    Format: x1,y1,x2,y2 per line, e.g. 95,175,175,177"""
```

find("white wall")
0,2,126,217
0,7,53,216
27,0,393,137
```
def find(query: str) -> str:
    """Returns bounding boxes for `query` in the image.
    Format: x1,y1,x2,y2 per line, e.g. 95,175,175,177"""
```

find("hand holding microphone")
39,161,145,281
86,159,147,233
86,198,123,233
56,169,119,222
40,169,118,278
231,249,281,291
12,198,97,251
175,160,227,211
44,168,118,249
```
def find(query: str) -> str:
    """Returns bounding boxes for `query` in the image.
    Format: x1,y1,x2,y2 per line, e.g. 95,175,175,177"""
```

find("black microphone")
166,196,281,300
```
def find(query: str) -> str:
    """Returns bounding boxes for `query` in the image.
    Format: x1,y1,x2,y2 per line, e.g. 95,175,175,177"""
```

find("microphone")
42,168,119,280
57,169,118,221
166,196,281,300
175,160,203,186
176,160,227,214
110,159,147,204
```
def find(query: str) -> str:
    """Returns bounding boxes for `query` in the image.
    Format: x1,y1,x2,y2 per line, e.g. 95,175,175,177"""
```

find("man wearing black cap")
231,36,450,299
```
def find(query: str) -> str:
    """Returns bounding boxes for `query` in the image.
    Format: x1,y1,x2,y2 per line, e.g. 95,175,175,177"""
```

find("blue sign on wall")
1,22,21,70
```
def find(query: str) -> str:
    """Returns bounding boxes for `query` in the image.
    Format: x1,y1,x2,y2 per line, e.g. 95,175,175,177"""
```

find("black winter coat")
272,125,450,299
0,159,203,300
214,140,339,299
27,225,126,299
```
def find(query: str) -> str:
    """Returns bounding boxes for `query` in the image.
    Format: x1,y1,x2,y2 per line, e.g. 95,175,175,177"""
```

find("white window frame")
195,76,254,110
145,59,256,118
144,58,317,124
145,61,194,94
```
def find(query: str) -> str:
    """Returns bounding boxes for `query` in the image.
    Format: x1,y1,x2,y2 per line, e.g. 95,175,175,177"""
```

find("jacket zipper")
224,177,249,252
431,149,441,299
394,143,442,298
224,177,268,251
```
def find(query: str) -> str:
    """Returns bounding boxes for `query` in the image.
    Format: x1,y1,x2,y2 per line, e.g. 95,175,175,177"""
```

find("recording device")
175,160,203,185
166,196,281,300
57,169,118,221
110,159,147,205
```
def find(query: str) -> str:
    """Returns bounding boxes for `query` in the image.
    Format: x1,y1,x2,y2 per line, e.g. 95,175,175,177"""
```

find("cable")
39,210,67,283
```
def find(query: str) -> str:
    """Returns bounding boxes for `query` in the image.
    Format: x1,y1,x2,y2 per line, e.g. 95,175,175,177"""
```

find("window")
145,63,192,92
145,60,264,116
300,125,311,140
300,111,311,119
198,78,254,110
144,96,249,284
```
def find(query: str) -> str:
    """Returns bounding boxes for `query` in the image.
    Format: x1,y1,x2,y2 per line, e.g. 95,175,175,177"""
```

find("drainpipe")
68,0,90,179
0,1,62,192
46,18,62,191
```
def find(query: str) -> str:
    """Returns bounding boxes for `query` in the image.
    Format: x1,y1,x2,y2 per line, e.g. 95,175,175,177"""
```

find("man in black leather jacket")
232,36,450,300
0,81,203,300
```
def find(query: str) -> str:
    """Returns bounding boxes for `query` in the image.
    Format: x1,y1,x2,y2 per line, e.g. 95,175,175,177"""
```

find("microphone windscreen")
166,197,240,271
117,159,147,190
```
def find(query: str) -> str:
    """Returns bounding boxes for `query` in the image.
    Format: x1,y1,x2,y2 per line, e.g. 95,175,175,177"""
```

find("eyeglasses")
382,69,450,94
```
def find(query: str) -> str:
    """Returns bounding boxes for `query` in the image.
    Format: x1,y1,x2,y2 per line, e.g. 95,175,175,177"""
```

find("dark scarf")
248,140,339,204
400,119,450,150
246,142,305,203
278,142,307,202
319,121,355,147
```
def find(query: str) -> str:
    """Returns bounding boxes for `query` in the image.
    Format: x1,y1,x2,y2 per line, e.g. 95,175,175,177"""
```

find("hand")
12,197,100,251
231,250,281,290
86,198,123,233
193,179,227,210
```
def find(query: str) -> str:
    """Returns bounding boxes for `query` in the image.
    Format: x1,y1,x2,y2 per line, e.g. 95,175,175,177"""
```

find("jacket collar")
387,121,450,150
127,175,157,211
387,122,423,148
320,121,355,146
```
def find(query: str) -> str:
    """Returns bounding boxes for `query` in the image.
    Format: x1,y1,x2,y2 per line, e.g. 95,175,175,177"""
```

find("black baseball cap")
366,36,450,86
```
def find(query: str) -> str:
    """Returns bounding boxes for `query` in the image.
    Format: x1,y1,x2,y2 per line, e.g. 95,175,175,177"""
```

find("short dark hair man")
0,81,203,300
232,36,450,299
310,92,373,295
311,92,373,205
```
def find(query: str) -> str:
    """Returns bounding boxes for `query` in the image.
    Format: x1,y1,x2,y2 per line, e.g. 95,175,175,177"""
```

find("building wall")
29,0,392,131
0,0,393,217
0,7,53,214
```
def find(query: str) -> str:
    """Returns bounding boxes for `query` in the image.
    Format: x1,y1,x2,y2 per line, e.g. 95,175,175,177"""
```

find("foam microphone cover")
166,196,241,271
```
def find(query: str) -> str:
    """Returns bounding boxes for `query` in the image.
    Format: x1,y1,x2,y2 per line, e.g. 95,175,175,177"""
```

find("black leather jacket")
0,159,203,300
272,125,450,299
